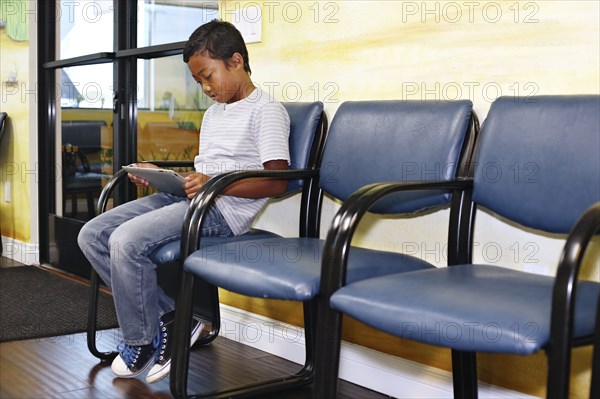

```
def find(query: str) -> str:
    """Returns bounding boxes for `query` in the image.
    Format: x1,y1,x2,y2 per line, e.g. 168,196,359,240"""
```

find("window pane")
59,0,114,58
138,0,218,47
136,55,211,188
61,65,113,109
137,56,213,112
59,65,114,221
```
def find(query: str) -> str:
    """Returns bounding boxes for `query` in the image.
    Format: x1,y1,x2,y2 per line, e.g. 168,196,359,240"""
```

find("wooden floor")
0,257,391,399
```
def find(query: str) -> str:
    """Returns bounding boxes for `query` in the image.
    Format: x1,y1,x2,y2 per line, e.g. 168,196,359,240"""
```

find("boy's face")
188,52,246,104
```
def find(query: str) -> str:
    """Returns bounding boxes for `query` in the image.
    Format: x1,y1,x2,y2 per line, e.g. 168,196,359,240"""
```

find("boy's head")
183,19,251,75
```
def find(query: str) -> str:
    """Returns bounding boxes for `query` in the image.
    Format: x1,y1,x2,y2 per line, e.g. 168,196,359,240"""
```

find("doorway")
38,0,218,277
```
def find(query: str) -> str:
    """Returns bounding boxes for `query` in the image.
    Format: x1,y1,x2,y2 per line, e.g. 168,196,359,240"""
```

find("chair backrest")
472,95,600,234
282,102,326,193
62,120,107,154
319,100,474,214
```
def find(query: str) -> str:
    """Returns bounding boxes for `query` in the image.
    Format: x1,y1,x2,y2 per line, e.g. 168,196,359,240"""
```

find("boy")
78,19,290,383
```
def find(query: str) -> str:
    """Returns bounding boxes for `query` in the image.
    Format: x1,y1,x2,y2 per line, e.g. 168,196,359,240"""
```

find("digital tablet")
122,165,187,197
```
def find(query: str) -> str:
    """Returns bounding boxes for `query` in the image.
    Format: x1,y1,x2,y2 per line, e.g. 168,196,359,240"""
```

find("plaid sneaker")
111,332,160,378
146,311,203,383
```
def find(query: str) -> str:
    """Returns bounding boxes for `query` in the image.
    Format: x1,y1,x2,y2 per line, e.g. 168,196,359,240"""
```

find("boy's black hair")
183,19,251,75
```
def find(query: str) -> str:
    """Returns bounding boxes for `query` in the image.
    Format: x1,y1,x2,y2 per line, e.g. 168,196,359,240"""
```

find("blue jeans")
78,192,233,346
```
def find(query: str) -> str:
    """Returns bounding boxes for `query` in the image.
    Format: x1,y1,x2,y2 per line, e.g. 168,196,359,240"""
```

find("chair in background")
85,102,327,361
62,120,110,220
315,95,600,399
170,100,478,398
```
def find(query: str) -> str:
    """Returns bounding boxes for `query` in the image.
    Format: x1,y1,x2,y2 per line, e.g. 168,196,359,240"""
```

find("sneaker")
111,333,160,378
145,311,203,383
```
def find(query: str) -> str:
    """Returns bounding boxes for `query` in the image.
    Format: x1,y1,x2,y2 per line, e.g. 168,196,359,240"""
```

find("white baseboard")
218,304,537,399
1,236,39,265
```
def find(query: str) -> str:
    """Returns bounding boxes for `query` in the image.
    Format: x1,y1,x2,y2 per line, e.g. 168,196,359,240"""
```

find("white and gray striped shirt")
194,88,290,235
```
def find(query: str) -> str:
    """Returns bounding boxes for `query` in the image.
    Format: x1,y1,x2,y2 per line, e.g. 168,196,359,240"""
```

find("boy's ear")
228,52,245,71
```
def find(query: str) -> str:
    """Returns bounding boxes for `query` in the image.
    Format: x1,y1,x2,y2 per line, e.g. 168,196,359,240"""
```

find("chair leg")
71,193,78,218
170,269,197,399
313,299,344,399
63,193,69,217
589,294,600,399
192,278,221,346
547,348,571,399
451,350,478,399
86,192,95,219
546,310,574,399
170,270,316,398
87,269,117,361
301,299,318,376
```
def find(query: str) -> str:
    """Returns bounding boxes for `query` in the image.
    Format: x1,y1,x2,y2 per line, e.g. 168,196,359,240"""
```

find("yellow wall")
220,1,600,397
0,2,31,243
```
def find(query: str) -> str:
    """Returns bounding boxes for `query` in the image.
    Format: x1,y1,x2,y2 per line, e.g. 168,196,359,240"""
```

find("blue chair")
85,102,327,360
315,95,600,399
170,100,478,398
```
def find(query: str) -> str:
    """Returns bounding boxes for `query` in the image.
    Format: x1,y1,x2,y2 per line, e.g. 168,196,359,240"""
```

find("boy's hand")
127,163,158,187
184,173,211,199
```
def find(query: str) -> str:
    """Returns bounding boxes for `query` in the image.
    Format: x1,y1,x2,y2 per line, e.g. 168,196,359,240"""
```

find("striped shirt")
194,88,290,235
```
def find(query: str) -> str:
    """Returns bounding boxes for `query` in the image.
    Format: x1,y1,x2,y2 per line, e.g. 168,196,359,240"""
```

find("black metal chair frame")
313,179,475,398
87,110,328,366
86,159,196,361
311,110,479,398
313,130,599,399
169,115,328,398
170,106,478,398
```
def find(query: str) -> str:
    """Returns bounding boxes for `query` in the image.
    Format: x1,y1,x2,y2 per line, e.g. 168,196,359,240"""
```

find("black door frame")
37,0,191,276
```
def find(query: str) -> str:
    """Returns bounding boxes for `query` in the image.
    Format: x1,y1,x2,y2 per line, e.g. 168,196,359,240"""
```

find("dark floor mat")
0,266,118,342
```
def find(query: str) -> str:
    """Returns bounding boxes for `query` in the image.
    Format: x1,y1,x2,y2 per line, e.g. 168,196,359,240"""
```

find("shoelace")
116,341,140,367
116,332,161,367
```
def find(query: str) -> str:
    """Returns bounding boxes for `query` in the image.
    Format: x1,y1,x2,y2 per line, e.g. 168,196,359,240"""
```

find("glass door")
39,0,218,277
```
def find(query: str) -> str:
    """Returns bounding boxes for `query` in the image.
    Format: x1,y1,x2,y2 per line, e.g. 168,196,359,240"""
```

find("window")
59,1,113,59
138,0,219,47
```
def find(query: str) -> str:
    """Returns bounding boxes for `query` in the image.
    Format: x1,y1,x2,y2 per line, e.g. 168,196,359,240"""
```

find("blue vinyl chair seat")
149,228,280,264
331,264,600,355
184,237,435,301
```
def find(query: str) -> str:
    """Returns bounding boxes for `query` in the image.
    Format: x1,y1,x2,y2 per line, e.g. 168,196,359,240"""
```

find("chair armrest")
556,201,600,284
320,179,473,297
181,168,319,257
96,160,195,215
550,201,600,349
96,169,129,215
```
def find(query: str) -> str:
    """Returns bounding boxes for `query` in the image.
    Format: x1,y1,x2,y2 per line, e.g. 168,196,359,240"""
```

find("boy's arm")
183,160,288,200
